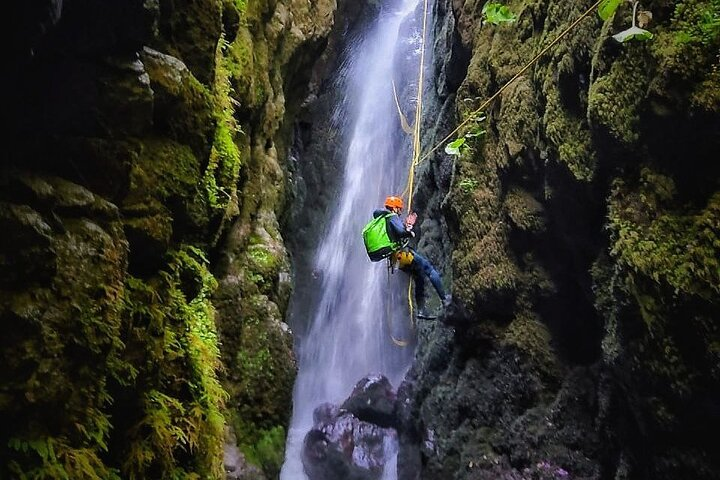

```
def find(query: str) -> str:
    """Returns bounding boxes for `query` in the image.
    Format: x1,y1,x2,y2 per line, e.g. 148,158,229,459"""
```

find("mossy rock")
153,0,223,86
609,169,720,300
502,313,561,380
226,26,257,104
122,137,209,250
122,199,174,272
588,47,650,146
213,219,294,478
141,47,216,158
504,187,546,233
0,175,128,479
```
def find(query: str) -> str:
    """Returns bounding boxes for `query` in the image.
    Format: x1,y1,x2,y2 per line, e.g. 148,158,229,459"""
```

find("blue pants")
400,250,445,307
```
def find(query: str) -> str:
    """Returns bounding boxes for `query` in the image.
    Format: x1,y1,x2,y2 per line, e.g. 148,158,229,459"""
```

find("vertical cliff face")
1,0,335,478
211,0,336,477
399,0,720,479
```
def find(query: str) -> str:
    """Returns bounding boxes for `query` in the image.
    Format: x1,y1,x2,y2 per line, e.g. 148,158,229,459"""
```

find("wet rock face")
401,0,720,479
302,375,399,480
341,373,398,429
1,0,336,477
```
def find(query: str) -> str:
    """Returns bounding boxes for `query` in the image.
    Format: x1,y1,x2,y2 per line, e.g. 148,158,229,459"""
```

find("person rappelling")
362,195,451,319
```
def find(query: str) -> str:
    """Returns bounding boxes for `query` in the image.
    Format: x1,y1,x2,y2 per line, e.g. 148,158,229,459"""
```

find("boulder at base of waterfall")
301,402,397,480
341,374,398,428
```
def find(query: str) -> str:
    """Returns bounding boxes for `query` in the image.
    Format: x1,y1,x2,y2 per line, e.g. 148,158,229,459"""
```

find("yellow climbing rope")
387,0,431,347
389,0,604,347
406,0,430,213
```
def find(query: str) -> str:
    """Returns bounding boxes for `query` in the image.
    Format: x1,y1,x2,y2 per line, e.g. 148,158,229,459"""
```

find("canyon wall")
1,0,335,478
399,1,720,479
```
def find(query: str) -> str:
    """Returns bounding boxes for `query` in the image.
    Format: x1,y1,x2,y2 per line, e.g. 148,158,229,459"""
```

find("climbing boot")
416,301,436,319
416,308,437,319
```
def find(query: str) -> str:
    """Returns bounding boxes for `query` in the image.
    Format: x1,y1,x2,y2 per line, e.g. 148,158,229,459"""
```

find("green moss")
224,22,272,110
122,200,173,249
232,297,293,420
654,0,720,112
206,124,241,207
247,244,279,271
669,0,720,49
503,313,561,379
121,137,210,243
0,184,128,480
235,420,286,478
243,0,269,28
205,40,243,221
129,139,200,202
588,46,650,145
504,187,546,232
226,28,254,99
215,262,293,475
544,73,596,180
141,48,216,156
458,178,480,193
250,427,286,478
609,170,720,300
251,41,271,106
449,157,521,311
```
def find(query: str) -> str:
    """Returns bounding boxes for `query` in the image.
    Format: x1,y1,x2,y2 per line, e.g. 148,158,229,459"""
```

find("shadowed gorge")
1,1,719,479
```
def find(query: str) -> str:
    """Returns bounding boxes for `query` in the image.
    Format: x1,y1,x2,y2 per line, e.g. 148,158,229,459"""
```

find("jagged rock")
341,374,398,428
153,0,222,85
140,47,215,158
302,402,397,480
301,375,403,480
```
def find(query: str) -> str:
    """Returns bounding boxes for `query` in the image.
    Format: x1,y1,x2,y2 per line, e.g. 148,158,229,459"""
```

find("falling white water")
280,0,430,478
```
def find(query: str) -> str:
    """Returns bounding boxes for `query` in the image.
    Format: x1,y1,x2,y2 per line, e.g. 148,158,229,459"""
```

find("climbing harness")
387,0,605,346
395,249,415,269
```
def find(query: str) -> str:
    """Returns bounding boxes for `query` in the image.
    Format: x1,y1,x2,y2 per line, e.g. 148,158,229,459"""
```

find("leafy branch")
599,0,654,42
445,112,487,156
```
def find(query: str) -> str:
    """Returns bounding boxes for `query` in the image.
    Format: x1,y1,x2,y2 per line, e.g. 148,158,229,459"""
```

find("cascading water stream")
280,0,431,478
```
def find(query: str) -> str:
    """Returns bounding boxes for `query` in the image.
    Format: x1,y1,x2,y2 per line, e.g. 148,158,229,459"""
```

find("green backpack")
362,213,401,262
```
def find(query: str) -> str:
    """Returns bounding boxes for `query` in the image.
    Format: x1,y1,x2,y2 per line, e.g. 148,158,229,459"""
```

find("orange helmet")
384,195,404,210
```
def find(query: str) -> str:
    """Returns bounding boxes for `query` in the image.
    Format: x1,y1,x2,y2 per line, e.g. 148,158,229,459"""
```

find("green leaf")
612,26,654,42
598,0,623,21
482,2,517,25
445,138,467,156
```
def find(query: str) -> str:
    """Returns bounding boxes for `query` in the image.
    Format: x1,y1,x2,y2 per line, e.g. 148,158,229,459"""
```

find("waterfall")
281,0,431,478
